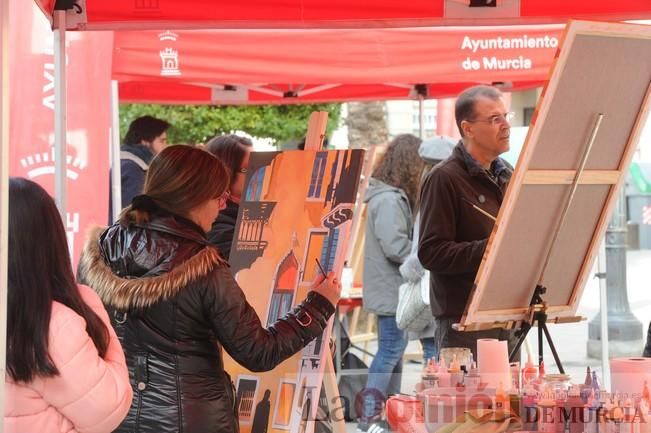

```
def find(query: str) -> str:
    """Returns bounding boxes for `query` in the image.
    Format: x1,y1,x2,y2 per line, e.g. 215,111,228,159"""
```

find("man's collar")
491,157,509,178
458,140,508,179
458,141,487,177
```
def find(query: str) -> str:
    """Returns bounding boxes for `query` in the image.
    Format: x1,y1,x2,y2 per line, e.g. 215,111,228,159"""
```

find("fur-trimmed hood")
79,225,225,311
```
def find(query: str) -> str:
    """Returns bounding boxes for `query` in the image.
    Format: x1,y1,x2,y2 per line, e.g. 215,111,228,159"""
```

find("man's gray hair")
454,85,503,137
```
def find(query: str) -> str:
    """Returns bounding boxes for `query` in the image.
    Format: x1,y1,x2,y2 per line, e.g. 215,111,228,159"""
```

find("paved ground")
343,249,651,433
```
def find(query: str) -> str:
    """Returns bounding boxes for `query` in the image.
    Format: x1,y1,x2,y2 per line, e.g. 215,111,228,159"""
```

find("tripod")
508,285,565,374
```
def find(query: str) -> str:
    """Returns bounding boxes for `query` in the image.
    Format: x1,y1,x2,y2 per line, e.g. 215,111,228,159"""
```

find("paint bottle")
510,392,521,419
554,386,567,433
467,353,475,374
638,396,650,433
592,371,601,398
449,354,463,387
581,366,593,403
539,361,546,378
611,400,624,433
566,385,585,433
511,361,521,393
642,382,651,433
632,399,642,433
599,390,611,432
465,361,481,388
522,384,538,431
437,358,451,388
533,361,547,392
538,387,557,433
425,357,438,374
600,400,614,433
494,381,510,414
522,352,538,386
586,390,599,433
421,357,439,389
421,372,438,389
622,398,634,433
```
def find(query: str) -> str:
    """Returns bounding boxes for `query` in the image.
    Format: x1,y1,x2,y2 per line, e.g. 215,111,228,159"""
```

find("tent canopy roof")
36,0,651,30
114,25,563,104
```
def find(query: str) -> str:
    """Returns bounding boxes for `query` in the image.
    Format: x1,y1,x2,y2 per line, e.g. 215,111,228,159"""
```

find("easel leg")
538,321,544,367
323,355,347,433
541,323,565,374
509,322,531,362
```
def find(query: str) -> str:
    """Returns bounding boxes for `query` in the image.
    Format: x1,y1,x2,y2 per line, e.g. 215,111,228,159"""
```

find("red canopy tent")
113,25,562,104
1,2,645,401
35,0,651,30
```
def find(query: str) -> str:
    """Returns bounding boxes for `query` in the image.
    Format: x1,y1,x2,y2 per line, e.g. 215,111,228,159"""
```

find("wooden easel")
303,111,346,433
340,144,390,364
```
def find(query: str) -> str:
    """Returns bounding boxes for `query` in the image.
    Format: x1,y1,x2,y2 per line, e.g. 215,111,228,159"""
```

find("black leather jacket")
206,198,239,260
78,214,334,433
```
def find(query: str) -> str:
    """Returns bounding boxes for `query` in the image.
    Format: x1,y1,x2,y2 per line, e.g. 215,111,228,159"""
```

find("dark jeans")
434,317,521,363
361,315,408,422
420,337,438,362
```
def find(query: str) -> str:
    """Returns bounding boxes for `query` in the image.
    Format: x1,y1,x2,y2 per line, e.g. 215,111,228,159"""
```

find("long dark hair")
205,134,252,190
7,178,109,382
120,145,230,226
372,134,424,210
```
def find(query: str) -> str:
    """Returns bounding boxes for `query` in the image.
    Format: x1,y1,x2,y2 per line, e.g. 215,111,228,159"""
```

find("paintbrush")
315,258,328,278
461,197,497,222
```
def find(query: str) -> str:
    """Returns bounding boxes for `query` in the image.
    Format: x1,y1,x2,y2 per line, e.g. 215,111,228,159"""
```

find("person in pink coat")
4,178,132,433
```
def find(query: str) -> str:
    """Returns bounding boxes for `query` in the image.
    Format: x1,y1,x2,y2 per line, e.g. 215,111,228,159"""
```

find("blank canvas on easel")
461,20,651,330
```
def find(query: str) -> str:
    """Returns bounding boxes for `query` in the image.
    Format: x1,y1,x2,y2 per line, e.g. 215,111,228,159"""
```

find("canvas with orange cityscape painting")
225,149,364,433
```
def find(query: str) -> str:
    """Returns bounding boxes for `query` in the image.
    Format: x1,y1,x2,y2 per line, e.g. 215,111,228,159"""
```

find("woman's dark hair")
120,145,230,225
123,115,170,145
205,134,253,189
372,134,425,210
7,178,109,382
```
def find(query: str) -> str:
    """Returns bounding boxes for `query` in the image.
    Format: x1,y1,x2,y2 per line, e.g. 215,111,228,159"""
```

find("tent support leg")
418,95,424,139
54,9,68,218
110,80,122,222
0,0,11,418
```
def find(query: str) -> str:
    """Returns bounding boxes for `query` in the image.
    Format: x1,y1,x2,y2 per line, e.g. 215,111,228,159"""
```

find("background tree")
119,103,342,147
345,102,388,149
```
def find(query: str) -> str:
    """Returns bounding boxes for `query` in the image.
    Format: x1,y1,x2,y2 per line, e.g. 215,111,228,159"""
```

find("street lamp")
587,189,644,358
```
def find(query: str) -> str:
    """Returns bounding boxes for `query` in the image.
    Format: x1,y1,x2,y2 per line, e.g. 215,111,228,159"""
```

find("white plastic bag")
396,271,431,332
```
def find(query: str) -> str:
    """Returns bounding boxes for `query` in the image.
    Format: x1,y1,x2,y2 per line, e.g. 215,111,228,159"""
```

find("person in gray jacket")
398,136,456,362
358,134,424,433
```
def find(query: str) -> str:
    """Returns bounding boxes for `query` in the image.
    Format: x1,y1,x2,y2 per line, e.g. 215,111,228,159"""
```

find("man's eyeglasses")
467,111,515,126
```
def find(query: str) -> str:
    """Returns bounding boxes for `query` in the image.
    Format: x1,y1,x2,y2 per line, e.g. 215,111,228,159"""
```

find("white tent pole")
598,240,611,390
418,94,424,139
53,10,67,218
110,80,122,221
0,0,11,425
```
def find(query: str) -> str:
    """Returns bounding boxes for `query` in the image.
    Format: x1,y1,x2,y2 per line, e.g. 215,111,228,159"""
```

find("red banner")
113,25,563,104
9,0,113,267
113,26,563,85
